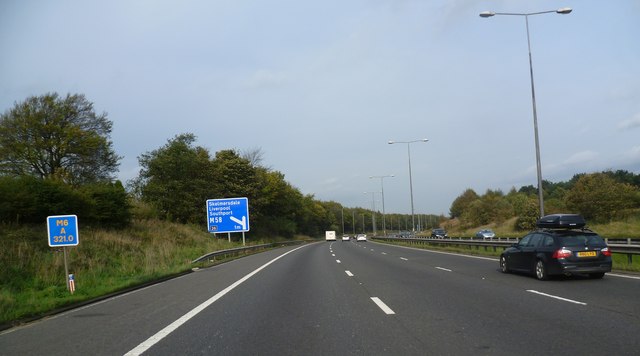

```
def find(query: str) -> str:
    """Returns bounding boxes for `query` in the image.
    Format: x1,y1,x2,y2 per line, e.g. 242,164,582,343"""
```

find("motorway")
1,240,639,355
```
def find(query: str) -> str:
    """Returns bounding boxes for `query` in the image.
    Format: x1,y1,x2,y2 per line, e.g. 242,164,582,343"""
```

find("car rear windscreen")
560,234,606,247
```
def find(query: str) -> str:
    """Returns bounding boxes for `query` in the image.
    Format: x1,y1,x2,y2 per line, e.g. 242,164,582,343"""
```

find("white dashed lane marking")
371,297,396,315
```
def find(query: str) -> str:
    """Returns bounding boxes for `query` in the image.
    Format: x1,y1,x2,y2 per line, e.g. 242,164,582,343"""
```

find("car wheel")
589,272,605,279
535,260,548,280
500,256,510,273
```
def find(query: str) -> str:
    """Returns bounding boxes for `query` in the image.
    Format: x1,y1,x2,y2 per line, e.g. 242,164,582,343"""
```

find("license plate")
577,251,597,257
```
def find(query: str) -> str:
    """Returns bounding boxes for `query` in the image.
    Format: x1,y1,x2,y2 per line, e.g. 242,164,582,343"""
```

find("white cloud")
617,113,640,130
563,150,599,165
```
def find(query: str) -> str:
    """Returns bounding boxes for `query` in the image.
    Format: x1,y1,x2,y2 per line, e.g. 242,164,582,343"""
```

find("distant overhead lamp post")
479,7,572,218
370,175,394,236
388,138,428,232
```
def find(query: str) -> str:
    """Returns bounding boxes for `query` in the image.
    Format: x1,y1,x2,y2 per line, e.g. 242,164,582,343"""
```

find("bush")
0,176,131,227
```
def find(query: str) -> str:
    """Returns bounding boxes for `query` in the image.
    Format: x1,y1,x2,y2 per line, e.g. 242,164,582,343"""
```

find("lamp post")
370,175,394,236
388,139,428,232
479,7,572,218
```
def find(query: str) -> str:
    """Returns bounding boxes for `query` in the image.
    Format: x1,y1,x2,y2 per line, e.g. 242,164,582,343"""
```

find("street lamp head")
556,7,572,14
479,11,495,18
388,140,395,144
421,138,429,142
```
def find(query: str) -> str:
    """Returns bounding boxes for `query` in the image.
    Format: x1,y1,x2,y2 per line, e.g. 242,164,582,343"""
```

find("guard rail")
371,236,640,264
191,240,307,264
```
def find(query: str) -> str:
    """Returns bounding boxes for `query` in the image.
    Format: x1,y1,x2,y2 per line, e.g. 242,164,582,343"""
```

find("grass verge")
0,220,305,327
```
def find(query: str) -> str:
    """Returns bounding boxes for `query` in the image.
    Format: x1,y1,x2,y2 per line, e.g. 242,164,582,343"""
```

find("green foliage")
515,199,539,231
79,181,132,228
132,133,214,223
565,173,640,223
449,188,479,218
453,171,640,229
0,93,120,185
0,176,131,227
131,133,336,237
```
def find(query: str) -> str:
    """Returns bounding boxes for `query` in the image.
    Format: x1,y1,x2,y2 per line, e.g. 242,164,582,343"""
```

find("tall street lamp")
388,138,428,232
370,175,394,236
479,7,572,217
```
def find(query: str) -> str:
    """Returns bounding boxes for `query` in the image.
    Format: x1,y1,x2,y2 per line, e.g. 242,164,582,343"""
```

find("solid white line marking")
400,257,408,261
436,267,452,272
345,271,354,277
124,245,309,356
336,260,341,264
526,290,587,306
371,297,395,315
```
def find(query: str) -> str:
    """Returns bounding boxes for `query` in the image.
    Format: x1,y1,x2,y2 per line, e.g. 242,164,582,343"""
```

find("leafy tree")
211,150,259,200
132,133,215,223
0,93,120,184
251,169,303,237
449,188,479,218
603,169,640,188
515,199,539,231
80,181,131,228
565,173,639,222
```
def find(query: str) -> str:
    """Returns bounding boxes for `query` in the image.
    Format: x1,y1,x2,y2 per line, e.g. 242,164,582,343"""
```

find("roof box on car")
536,214,586,229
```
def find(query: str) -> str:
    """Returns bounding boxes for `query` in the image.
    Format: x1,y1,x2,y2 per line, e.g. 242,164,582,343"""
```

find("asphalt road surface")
2,240,639,355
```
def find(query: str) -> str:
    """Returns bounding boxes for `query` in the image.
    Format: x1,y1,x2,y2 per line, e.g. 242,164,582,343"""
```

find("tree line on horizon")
2,93,639,236
449,170,640,230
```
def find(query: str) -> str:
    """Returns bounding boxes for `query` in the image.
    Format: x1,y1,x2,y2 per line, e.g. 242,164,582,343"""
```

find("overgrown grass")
0,219,286,326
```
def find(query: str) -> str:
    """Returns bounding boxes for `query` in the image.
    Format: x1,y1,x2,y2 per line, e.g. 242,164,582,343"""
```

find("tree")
132,133,215,223
449,188,479,218
0,93,120,184
515,199,539,231
565,173,639,222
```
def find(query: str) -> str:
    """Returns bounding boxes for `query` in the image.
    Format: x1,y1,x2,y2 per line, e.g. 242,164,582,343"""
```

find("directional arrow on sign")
230,216,247,230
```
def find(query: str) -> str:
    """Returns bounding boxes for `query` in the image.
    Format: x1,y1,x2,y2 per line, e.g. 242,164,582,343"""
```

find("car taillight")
552,248,572,259
601,247,612,257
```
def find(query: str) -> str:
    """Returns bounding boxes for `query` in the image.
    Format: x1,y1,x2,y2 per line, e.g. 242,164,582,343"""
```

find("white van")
325,231,336,241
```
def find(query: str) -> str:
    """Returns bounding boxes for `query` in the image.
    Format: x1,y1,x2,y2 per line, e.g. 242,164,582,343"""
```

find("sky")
1,0,639,216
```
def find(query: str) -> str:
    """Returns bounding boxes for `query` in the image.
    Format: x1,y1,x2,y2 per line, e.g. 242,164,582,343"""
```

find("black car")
431,228,448,239
499,214,612,280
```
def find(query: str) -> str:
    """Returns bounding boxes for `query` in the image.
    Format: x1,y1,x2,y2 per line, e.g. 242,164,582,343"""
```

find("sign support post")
47,215,79,294
63,247,70,291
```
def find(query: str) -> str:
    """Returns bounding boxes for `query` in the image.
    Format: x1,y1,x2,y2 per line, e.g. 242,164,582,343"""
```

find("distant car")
356,234,367,242
342,235,350,241
474,229,495,240
431,228,448,239
500,214,612,280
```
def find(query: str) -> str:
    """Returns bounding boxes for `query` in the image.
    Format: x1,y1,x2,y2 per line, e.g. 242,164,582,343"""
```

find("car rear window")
559,234,606,247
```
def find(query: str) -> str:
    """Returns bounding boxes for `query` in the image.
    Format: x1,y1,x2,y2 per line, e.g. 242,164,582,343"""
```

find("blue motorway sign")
47,215,79,247
206,197,250,233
